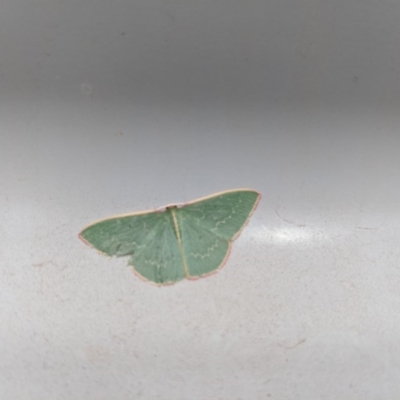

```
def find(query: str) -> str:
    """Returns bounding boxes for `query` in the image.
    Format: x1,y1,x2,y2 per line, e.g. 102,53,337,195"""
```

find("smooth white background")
2,1,400,399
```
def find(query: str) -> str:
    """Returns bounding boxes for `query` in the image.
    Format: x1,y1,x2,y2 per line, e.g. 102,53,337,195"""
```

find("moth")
79,189,260,285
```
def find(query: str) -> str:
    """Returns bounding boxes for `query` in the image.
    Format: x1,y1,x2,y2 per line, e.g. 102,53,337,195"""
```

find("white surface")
2,1,400,399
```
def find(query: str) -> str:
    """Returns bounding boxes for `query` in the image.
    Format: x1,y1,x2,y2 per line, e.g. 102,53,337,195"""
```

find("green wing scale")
79,189,260,285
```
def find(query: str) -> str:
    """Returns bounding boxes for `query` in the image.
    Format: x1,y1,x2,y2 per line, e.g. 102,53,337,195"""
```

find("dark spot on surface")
352,76,359,84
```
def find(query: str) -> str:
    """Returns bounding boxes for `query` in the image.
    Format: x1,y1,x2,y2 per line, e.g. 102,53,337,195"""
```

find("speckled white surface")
2,1,400,399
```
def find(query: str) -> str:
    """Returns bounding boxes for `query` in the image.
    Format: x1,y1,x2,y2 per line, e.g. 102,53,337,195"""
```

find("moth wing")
180,190,260,240
177,213,229,277
80,211,163,257
80,211,185,284
129,214,186,284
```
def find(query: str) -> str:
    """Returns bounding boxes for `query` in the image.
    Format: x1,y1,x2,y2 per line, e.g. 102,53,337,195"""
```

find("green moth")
79,189,260,285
